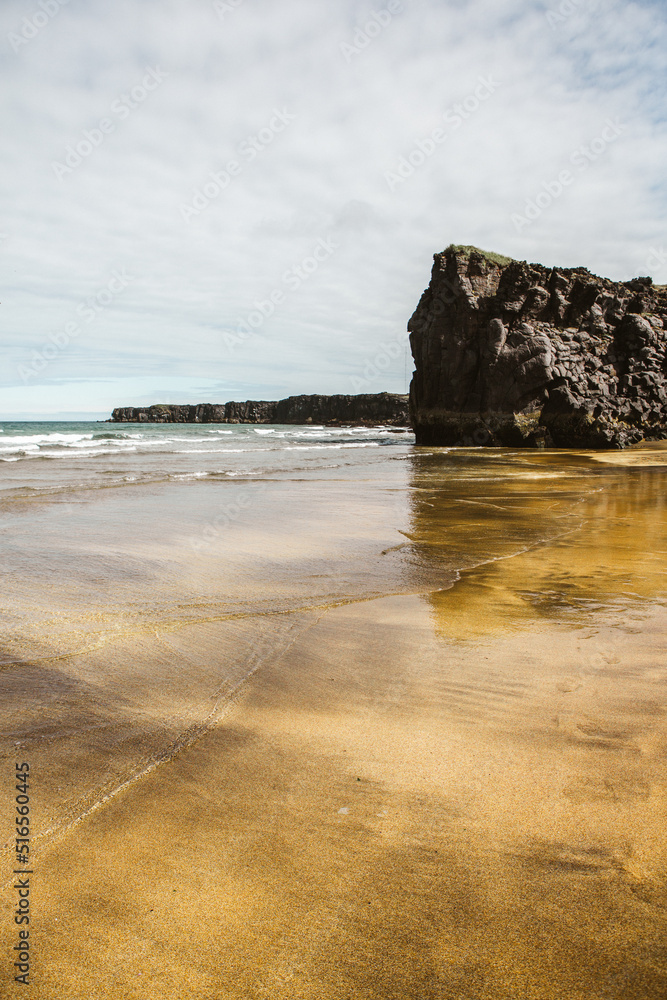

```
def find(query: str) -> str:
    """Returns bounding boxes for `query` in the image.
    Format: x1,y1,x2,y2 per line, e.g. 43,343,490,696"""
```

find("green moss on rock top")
444,244,514,267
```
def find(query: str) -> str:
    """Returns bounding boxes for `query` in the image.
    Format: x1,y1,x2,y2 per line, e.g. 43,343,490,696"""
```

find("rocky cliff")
408,245,667,448
111,393,409,426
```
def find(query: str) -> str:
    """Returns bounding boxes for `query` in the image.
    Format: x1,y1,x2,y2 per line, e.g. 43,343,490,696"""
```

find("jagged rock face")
408,247,667,448
111,393,409,426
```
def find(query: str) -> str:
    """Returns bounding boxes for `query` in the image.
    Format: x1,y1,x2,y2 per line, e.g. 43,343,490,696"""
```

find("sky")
1,0,666,419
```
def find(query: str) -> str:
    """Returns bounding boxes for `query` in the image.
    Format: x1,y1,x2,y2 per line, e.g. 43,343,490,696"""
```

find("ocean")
0,420,414,483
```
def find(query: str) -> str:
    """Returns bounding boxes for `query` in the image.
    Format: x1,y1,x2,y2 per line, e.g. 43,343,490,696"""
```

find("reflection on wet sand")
2,447,667,998
407,452,667,638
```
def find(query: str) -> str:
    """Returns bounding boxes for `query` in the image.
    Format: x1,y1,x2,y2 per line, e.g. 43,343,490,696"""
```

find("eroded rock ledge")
408,245,667,448
111,393,409,426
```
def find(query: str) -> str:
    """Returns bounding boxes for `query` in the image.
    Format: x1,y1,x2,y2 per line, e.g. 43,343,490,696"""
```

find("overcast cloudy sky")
1,0,665,418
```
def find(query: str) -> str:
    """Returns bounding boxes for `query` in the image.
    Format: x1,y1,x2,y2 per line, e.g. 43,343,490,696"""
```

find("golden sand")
1,448,666,998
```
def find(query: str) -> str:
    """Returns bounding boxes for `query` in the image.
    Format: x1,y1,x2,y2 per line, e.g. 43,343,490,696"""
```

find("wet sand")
1,447,667,997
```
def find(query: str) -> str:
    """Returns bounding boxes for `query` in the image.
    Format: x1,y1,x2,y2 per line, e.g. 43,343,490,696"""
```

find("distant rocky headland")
409,245,667,448
110,393,409,426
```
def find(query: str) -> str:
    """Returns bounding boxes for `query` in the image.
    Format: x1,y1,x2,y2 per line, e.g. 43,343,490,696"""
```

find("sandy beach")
3,0,666,994
1,432,666,998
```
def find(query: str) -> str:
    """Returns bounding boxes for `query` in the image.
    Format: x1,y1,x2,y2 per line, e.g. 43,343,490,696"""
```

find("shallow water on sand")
1,431,666,997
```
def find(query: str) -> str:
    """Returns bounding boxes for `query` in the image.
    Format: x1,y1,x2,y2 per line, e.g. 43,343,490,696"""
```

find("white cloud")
0,0,665,417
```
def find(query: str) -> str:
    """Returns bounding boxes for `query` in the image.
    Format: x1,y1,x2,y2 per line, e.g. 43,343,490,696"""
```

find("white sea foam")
283,442,380,451
180,448,250,456
0,423,414,484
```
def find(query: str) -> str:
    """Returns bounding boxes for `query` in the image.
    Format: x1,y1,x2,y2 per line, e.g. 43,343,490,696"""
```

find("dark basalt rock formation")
111,393,409,426
408,245,667,448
